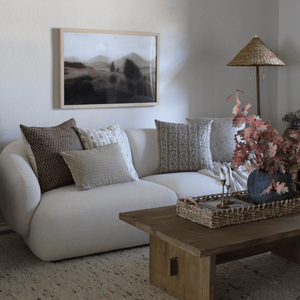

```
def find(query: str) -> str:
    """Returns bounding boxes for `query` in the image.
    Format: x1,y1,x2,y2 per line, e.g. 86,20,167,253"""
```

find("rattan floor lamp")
227,36,286,116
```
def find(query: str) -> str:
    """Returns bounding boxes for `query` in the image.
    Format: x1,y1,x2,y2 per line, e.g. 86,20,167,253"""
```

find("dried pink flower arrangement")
227,89,300,194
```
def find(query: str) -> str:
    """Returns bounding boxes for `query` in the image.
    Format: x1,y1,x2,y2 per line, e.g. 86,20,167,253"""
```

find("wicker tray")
176,190,300,229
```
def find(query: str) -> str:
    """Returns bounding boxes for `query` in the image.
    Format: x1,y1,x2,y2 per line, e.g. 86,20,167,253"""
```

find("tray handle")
183,196,198,206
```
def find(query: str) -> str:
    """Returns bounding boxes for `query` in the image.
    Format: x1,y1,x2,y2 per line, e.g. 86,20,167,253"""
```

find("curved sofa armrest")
0,140,41,237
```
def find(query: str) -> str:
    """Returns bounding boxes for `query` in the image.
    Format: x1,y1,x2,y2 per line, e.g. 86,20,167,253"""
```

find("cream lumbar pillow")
61,143,135,191
73,124,139,180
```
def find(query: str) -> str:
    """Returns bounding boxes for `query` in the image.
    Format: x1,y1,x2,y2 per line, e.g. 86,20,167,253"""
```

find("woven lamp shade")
227,36,286,66
227,36,286,117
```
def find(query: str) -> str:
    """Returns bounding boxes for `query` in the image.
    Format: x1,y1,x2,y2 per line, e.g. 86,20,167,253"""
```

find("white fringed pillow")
74,124,138,180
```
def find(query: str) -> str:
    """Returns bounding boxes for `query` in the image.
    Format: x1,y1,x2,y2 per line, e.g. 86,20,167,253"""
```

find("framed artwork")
59,28,160,109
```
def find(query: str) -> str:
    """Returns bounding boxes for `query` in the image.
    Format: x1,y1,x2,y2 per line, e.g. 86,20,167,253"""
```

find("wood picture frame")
59,28,160,109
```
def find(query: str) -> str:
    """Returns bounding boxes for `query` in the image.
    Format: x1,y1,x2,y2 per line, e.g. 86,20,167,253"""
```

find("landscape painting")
59,28,159,109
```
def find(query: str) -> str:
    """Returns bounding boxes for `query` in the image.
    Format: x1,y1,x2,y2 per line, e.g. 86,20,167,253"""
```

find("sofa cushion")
74,124,138,180
186,117,244,162
142,172,222,198
24,180,177,261
155,119,213,174
125,129,159,178
20,118,83,193
61,143,134,191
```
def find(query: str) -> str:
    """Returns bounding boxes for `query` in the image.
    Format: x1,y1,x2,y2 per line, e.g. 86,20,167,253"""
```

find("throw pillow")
155,119,213,174
186,117,244,162
74,124,138,180
20,118,84,193
61,143,135,191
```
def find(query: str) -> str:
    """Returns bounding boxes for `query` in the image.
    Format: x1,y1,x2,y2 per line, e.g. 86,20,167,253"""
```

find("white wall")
187,0,280,127
278,0,300,135
0,0,279,152
0,0,279,223
0,0,193,152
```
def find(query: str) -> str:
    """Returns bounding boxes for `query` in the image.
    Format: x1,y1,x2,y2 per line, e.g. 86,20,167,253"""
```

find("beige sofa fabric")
142,172,223,199
125,129,159,178
0,140,41,237
24,180,177,261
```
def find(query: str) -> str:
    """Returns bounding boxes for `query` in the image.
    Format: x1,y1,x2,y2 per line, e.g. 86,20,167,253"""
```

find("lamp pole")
256,66,261,117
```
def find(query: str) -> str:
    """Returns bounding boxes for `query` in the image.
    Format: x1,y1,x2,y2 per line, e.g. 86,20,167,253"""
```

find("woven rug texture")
0,233,300,300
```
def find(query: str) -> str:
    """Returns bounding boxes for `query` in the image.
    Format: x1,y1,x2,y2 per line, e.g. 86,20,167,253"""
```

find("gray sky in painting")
64,32,156,62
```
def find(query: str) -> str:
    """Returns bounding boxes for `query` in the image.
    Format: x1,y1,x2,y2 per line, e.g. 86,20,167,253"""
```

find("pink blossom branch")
227,90,300,195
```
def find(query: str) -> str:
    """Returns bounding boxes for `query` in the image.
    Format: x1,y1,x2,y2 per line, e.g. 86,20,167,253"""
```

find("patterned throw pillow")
61,143,135,191
186,117,244,162
74,124,138,180
155,119,213,174
20,118,84,193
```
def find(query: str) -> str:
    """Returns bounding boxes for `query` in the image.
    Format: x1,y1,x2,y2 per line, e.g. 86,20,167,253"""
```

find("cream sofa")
0,128,223,261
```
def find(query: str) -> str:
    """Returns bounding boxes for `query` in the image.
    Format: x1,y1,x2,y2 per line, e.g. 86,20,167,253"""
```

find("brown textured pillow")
155,119,213,174
20,118,83,193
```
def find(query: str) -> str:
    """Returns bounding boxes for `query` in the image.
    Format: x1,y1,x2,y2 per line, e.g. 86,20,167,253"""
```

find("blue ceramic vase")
247,170,294,204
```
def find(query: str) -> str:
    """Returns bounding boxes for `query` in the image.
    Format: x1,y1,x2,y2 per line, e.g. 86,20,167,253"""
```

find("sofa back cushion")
125,129,159,178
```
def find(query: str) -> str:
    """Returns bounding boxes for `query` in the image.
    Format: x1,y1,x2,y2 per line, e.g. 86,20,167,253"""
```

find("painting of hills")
60,29,159,108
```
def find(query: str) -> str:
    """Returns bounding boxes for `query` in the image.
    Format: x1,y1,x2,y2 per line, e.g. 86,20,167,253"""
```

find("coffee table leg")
149,235,216,300
272,243,300,264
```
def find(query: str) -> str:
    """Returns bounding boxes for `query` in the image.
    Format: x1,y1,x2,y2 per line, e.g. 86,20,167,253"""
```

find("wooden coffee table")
119,205,300,300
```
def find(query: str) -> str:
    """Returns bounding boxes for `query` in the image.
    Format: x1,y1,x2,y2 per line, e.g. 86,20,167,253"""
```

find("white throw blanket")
198,161,250,192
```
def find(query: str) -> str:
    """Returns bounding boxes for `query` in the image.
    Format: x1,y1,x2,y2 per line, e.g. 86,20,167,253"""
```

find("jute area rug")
0,233,300,300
